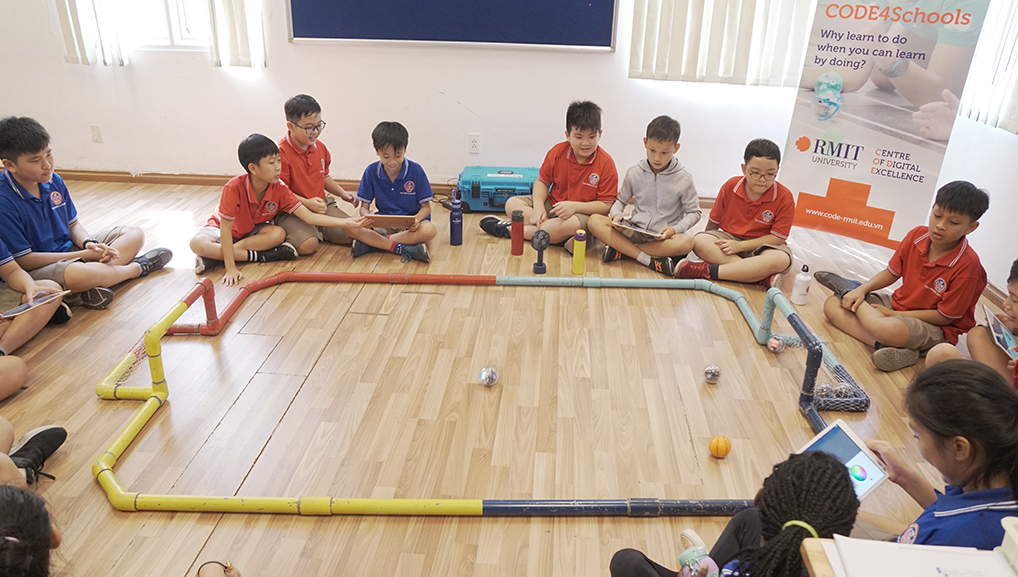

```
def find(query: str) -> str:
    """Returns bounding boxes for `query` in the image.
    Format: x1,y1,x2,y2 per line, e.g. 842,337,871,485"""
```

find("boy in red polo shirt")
815,181,988,371
479,100,618,246
674,138,794,285
274,94,359,256
190,134,369,286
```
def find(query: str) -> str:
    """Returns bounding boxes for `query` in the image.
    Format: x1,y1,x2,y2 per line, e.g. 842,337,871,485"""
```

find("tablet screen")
802,423,887,499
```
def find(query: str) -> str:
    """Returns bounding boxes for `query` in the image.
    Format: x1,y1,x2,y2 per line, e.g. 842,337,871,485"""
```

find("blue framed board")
289,0,617,49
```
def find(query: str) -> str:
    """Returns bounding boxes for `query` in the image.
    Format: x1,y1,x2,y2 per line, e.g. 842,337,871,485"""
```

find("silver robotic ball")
704,364,721,384
832,382,854,398
814,382,833,398
479,366,499,387
767,335,785,354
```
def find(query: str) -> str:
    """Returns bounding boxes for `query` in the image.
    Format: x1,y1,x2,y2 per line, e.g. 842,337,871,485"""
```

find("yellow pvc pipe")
126,495,485,515
96,386,157,401
96,349,144,398
146,301,188,396
103,396,165,462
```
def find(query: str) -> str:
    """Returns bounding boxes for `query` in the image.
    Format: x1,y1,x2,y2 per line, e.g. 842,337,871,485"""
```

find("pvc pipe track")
92,272,868,516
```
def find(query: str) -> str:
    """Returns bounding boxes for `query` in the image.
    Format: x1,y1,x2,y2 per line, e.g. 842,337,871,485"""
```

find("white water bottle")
791,264,811,305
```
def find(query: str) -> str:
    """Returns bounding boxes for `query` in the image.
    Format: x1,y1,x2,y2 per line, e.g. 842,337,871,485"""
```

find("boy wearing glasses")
674,138,794,287
275,94,359,256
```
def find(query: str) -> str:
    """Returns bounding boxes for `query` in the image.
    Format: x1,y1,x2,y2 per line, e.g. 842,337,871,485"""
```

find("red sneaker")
759,273,777,289
674,260,710,280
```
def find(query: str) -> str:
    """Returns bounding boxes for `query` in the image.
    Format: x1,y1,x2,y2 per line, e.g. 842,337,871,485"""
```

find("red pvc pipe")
169,272,500,337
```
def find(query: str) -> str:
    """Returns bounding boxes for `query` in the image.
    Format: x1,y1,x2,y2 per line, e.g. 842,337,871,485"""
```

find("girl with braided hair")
610,450,859,577
0,485,58,577
865,358,1018,549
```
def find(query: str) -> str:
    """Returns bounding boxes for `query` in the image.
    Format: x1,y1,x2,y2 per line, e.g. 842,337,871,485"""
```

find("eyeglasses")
292,121,326,134
747,171,777,181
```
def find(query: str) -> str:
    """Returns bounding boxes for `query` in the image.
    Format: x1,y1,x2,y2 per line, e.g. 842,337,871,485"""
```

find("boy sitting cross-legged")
190,134,370,286
274,94,360,256
0,117,172,310
586,115,699,276
479,100,618,248
348,121,436,263
815,181,988,372
674,138,794,286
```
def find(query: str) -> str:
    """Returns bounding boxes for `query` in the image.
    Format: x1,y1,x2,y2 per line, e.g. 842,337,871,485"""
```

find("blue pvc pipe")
481,498,753,516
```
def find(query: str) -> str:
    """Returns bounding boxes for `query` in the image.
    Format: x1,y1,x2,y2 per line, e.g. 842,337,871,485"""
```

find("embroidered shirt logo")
760,210,774,223
321,159,326,173
934,278,947,294
404,181,415,193
897,523,918,545
49,191,64,207
588,173,600,186
264,201,278,216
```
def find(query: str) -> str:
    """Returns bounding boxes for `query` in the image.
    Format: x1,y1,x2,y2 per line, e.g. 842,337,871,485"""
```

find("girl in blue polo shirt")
867,359,1018,550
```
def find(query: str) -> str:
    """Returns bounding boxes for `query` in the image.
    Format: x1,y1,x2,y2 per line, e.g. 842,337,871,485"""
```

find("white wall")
0,0,795,197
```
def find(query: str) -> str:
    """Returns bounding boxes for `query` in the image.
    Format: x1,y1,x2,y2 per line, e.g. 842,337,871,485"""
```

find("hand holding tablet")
797,419,888,500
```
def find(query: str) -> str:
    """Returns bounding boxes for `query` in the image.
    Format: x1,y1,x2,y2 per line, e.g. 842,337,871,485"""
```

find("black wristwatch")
83,237,99,248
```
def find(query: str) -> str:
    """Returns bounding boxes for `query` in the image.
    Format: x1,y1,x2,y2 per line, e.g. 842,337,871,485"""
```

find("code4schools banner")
783,0,989,248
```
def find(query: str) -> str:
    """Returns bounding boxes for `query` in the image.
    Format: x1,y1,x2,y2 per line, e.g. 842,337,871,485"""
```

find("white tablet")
796,419,888,500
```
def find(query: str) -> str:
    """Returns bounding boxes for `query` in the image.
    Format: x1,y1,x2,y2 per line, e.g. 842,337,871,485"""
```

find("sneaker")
680,528,708,551
133,247,173,277
602,245,623,262
47,302,72,326
194,255,223,275
872,347,920,372
674,259,710,280
814,271,862,301
71,287,115,310
759,273,777,290
259,242,299,263
351,240,377,258
649,256,675,276
9,425,67,485
479,216,512,239
400,243,431,263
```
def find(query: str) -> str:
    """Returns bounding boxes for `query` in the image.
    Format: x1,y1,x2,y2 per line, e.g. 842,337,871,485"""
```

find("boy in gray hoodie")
587,116,700,276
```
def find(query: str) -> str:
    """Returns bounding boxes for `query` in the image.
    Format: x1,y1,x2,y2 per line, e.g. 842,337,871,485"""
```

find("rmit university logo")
795,135,865,169
588,173,599,185
933,278,947,294
49,190,64,206
404,181,415,193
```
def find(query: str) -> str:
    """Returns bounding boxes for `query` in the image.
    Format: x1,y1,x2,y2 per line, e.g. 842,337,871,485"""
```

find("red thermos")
511,210,524,255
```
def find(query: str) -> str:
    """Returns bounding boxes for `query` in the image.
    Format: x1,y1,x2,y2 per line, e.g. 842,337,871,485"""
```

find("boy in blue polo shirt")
0,117,172,310
348,122,435,263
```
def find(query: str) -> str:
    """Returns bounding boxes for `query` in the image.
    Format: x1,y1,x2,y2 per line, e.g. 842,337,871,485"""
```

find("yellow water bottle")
572,229,587,275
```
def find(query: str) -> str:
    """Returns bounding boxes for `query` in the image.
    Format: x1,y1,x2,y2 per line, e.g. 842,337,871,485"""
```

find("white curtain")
208,0,265,68
55,0,127,66
630,0,815,86
959,0,1018,135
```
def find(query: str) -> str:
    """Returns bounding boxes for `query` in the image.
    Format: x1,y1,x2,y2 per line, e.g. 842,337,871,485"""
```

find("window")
117,0,211,48
630,0,815,86
959,0,1018,134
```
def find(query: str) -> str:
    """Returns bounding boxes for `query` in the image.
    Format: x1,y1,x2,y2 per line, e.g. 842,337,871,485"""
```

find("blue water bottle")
450,192,463,246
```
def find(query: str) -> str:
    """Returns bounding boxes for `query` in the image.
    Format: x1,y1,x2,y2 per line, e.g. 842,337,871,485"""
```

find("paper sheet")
834,534,1015,577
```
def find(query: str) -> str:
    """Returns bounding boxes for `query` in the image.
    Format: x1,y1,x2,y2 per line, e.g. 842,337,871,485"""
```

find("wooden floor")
9,180,964,576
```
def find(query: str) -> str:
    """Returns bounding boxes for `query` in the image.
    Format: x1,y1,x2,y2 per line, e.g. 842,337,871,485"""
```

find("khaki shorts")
274,200,352,246
195,222,273,244
697,229,793,274
0,284,25,311
28,227,124,289
515,195,590,230
867,293,948,352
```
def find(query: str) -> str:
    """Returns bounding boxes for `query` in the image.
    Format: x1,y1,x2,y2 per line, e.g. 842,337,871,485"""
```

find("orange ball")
710,435,732,458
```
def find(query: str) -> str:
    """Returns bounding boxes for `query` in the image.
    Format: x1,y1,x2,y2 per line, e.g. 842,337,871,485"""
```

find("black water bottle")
450,192,463,246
